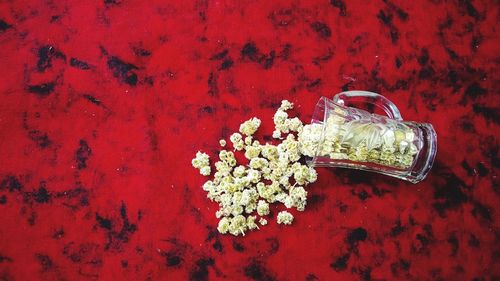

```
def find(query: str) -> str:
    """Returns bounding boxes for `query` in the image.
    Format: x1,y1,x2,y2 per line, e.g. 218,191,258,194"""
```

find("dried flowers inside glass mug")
299,91,437,183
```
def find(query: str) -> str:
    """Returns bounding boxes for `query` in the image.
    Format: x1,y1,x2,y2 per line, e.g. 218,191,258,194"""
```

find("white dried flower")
272,129,282,139
192,151,210,169
279,100,294,111
244,136,253,145
246,215,259,230
217,217,230,234
298,124,323,157
273,110,288,126
277,211,294,225
257,200,270,216
200,166,211,176
233,165,246,178
219,139,226,147
244,145,261,160
229,214,248,236
287,117,303,132
230,133,245,151
239,117,261,136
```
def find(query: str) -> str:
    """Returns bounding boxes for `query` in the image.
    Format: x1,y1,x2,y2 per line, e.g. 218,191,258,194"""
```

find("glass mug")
306,91,437,183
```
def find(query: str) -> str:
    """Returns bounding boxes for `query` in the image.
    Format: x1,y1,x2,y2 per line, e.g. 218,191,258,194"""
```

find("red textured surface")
0,0,499,280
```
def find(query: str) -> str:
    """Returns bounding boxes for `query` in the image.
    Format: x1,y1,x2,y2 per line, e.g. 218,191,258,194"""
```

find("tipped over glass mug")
307,91,437,183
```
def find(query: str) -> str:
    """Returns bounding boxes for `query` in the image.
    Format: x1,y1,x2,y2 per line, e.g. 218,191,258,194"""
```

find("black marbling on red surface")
0,0,498,280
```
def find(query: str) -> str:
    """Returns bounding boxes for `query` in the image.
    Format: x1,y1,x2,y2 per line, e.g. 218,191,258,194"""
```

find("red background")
0,0,498,280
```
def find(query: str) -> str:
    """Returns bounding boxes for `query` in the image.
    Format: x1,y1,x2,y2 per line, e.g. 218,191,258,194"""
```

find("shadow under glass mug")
307,91,437,183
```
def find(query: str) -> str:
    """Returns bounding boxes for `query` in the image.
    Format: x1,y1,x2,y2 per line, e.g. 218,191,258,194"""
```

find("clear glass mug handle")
333,91,403,121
